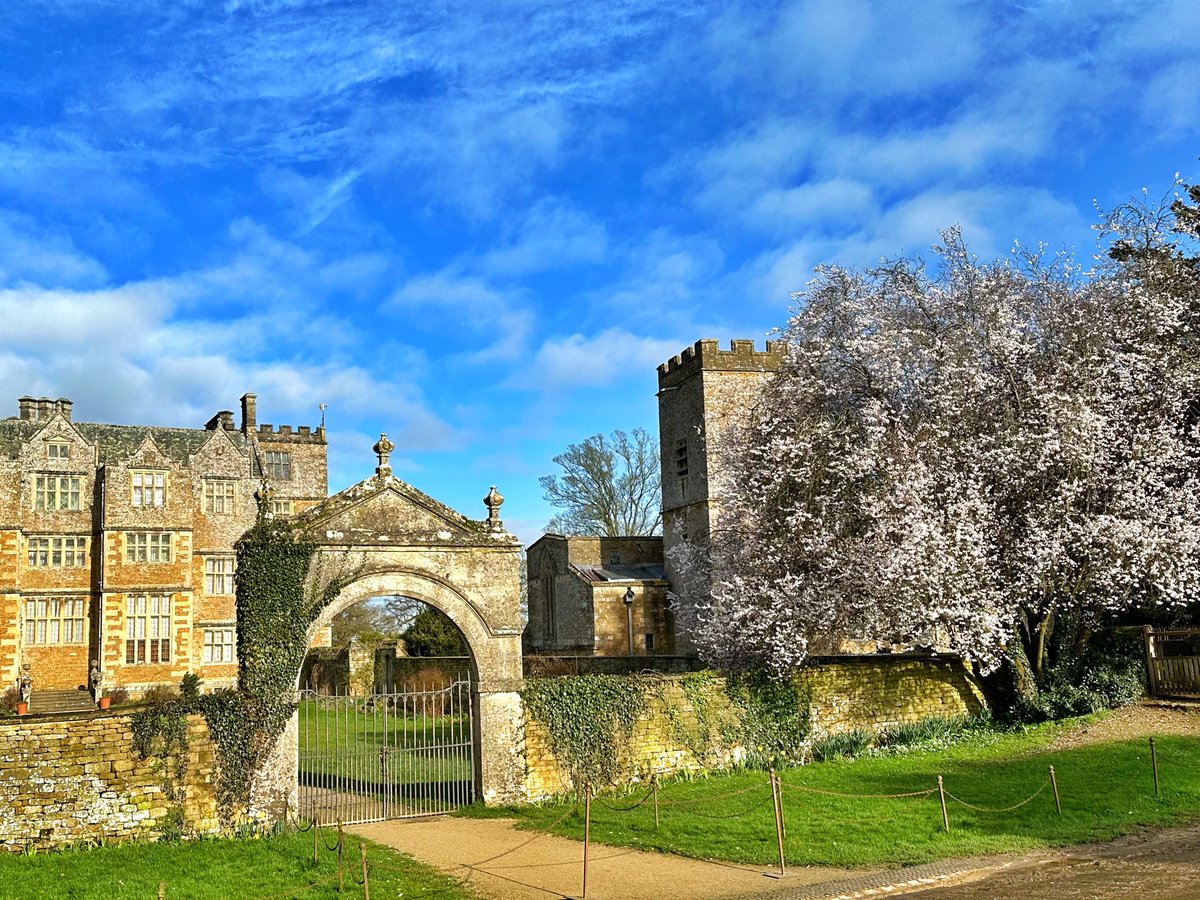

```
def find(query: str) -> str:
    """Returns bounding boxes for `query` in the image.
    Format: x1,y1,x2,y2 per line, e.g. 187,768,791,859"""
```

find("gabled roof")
292,472,514,546
0,417,251,464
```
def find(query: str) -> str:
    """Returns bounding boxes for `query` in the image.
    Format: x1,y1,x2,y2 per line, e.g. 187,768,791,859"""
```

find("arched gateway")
256,442,525,819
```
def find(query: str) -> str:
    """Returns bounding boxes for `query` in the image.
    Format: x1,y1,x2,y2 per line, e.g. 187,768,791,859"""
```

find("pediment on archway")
293,474,492,545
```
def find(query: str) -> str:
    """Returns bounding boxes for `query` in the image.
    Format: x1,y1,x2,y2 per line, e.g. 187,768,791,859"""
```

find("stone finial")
373,433,395,477
484,485,504,531
254,479,275,519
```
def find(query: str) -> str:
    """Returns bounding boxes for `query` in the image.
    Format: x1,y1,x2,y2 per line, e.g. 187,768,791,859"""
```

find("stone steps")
27,690,96,714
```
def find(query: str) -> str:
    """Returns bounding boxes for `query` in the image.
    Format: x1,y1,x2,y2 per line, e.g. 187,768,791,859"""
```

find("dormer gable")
128,434,172,471
192,426,248,478
20,415,94,470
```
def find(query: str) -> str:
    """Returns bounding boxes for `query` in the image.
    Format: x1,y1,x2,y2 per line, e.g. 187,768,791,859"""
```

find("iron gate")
298,680,476,825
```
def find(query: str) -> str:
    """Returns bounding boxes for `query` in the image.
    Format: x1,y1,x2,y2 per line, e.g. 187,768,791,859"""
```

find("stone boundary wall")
0,710,219,851
523,655,985,800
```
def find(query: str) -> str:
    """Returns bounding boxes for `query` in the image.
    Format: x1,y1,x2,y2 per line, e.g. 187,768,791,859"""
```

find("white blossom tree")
672,223,1200,688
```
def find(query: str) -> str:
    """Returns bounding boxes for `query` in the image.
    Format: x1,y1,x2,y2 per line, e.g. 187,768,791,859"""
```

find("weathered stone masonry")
523,657,986,800
0,710,219,851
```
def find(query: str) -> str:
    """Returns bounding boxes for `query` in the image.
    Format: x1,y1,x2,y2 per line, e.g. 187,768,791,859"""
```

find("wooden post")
360,843,370,900
770,768,786,877
1143,625,1159,698
337,821,345,894
1049,766,1061,816
937,775,949,832
582,784,592,899
1151,737,1160,797
653,775,660,830
157,882,166,900
313,822,319,866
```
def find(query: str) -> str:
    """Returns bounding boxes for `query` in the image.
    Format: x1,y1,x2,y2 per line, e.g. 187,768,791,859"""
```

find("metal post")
1151,737,1160,797
313,822,319,866
770,768,786,877
653,775,660,830
937,775,949,832
583,783,592,899
360,842,370,900
1049,766,1061,816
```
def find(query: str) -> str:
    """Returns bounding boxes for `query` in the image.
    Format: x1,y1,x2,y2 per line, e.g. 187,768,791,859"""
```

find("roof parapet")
657,339,784,390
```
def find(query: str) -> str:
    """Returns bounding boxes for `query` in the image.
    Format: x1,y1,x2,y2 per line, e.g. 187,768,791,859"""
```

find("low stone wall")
0,710,220,851
522,655,985,799
802,655,986,736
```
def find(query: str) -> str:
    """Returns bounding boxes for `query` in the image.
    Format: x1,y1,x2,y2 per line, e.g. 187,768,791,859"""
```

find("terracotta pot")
98,696,111,710
15,702,28,716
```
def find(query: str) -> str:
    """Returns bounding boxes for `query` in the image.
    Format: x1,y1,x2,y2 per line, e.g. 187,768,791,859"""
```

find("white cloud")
505,328,681,391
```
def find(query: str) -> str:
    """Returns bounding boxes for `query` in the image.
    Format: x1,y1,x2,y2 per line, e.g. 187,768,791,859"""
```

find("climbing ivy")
522,675,647,788
125,518,355,825
524,670,813,789
725,669,812,766
130,698,190,802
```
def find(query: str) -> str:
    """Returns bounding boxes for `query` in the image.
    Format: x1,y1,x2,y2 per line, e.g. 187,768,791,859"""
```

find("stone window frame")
125,531,172,564
130,470,167,507
47,442,70,460
126,594,171,664
27,535,88,568
202,626,236,664
261,450,292,480
24,596,86,645
271,498,293,516
204,555,235,595
34,475,82,511
203,478,236,514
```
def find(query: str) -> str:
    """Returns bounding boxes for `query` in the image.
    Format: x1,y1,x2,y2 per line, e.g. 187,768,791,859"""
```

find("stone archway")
254,448,525,814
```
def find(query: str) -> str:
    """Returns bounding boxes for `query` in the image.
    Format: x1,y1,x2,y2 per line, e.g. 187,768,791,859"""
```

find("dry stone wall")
523,656,985,800
0,710,219,851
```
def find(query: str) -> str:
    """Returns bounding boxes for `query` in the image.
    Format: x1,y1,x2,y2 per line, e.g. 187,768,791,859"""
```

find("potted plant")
97,694,111,710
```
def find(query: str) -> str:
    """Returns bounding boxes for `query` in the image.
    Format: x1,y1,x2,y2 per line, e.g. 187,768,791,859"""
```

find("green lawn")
462,720,1200,868
0,831,476,900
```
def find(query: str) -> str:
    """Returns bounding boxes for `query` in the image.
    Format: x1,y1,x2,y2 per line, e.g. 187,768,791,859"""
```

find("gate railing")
1143,626,1200,698
298,680,475,825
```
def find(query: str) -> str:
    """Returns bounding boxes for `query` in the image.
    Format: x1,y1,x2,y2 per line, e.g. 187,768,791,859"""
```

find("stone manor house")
0,394,326,702
1,338,781,701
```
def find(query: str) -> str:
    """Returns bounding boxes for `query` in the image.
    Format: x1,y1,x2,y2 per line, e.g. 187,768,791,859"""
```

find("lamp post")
624,587,635,657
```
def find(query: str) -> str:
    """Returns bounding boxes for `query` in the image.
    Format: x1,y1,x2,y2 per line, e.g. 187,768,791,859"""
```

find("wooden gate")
1144,627,1200,698
298,680,475,825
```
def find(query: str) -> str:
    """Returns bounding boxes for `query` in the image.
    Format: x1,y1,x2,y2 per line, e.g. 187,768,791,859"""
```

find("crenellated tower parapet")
657,339,784,391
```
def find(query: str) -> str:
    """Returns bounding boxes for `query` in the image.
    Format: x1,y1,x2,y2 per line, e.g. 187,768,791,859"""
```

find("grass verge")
0,829,475,900
461,720,1200,868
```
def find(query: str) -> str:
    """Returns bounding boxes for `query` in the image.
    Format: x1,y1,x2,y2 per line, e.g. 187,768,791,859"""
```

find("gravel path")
353,816,859,900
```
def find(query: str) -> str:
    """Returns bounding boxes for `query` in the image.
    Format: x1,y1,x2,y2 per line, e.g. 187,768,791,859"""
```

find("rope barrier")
466,799,581,869
943,779,1050,813
671,791,776,820
655,781,771,807
780,782,936,800
593,785,656,812
317,823,341,853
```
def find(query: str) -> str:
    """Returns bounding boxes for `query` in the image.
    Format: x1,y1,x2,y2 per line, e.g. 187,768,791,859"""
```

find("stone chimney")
56,398,72,421
206,410,235,431
18,397,35,421
240,393,257,434
36,398,53,420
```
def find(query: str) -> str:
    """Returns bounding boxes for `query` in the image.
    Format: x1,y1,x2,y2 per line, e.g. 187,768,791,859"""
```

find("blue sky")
1,0,1197,544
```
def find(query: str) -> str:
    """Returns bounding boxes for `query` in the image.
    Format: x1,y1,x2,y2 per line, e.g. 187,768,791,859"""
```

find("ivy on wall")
131,517,351,823
522,675,648,788
523,670,813,789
